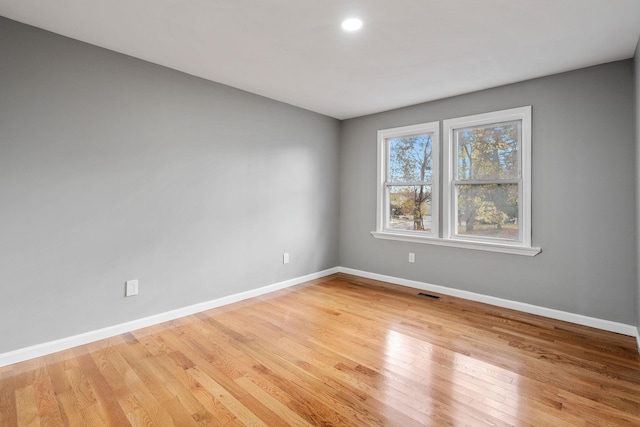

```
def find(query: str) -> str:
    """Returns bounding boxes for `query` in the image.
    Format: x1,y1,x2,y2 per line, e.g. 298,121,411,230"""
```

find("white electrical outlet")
283,253,290,264
409,252,415,263
125,280,139,297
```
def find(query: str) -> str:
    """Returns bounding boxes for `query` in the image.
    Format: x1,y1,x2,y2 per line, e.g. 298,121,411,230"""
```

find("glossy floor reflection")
1,273,639,426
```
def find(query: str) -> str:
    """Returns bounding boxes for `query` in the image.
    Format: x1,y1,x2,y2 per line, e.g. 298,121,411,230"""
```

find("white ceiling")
1,1,639,119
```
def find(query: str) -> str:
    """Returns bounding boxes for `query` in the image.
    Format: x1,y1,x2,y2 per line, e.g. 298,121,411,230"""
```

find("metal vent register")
417,292,441,300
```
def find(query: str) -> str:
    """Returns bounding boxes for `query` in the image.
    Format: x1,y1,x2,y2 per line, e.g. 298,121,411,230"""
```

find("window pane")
456,121,519,180
388,134,433,183
456,184,519,240
388,185,433,232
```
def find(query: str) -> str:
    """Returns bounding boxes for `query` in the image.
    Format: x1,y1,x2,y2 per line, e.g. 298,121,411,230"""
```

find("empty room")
1,1,640,425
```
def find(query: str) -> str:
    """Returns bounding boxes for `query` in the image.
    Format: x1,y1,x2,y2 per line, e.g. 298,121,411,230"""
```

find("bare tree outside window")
387,134,433,232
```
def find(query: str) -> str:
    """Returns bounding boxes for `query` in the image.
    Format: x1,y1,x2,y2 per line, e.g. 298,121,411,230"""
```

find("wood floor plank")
0,373,17,427
73,351,132,426
14,385,41,427
32,368,62,424
1,273,639,426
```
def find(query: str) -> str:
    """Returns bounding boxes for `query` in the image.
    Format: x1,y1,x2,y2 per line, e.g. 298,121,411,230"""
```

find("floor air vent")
417,292,441,300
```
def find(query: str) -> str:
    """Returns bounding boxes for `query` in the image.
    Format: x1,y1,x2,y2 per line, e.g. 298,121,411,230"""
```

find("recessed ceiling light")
341,18,363,32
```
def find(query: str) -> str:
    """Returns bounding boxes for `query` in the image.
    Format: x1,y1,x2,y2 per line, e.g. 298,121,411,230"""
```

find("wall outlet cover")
125,280,139,297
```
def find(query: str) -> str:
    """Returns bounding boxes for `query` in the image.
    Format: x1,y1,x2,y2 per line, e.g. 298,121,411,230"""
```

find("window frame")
442,106,534,251
375,121,440,239
372,106,540,256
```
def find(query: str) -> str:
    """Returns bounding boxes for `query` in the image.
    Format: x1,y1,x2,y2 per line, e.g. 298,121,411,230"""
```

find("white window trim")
372,107,541,257
369,231,541,256
443,106,537,253
375,122,440,238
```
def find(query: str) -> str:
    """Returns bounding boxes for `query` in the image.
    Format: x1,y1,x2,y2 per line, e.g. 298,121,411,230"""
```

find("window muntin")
376,122,439,237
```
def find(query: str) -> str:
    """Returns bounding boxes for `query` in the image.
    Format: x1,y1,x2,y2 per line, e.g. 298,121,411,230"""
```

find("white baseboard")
0,267,340,368
2,265,637,367
338,267,638,337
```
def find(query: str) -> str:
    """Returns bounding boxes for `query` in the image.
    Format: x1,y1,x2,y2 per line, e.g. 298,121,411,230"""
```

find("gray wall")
340,61,637,325
1,16,638,356
0,17,340,353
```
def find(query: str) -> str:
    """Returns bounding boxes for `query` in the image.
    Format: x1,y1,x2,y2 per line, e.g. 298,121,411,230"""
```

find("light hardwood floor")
1,273,639,426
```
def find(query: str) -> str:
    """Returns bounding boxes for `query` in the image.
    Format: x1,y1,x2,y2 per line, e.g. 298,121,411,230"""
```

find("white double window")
373,106,540,256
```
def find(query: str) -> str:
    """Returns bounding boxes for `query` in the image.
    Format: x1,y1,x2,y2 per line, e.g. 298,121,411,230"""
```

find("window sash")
384,184,434,233
453,120,522,182
452,182,523,243
443,106,532,248
376,122,440,238
386,180,432,186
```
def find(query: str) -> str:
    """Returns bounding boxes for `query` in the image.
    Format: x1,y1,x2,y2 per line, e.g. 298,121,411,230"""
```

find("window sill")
370,231,541,256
